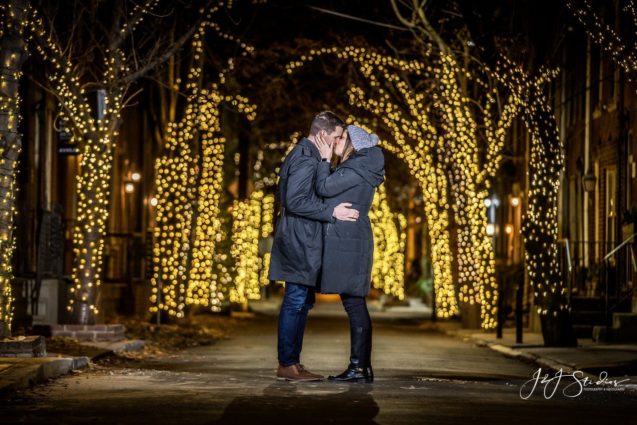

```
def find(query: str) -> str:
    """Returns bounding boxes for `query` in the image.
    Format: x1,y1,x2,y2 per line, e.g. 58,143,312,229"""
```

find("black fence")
558,239,635,325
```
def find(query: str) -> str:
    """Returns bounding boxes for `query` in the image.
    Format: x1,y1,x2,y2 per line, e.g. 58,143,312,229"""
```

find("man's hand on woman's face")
332,203,359,221
316,131,334,160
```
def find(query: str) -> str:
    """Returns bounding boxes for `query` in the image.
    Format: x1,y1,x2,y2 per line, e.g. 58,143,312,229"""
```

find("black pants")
340,293,372,367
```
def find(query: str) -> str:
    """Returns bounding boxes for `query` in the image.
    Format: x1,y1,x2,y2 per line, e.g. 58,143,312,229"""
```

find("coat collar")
298,137,321,161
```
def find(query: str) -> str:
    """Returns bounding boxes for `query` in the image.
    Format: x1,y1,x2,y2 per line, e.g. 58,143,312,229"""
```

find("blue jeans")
277,282,315,367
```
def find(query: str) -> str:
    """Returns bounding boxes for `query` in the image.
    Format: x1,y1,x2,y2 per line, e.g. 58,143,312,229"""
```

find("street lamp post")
582,169,597,268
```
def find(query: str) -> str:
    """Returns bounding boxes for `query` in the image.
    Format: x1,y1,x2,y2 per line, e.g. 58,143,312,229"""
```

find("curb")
443,329,637,393
0,339,146,396
0,356,89,395
78,339,146,361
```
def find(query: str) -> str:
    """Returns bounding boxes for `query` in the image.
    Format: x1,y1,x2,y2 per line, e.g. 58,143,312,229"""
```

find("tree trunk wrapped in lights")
287,47,524,328
522,81,577,347
258,193,275,287
152,91,255,318
229,190,264,305
494,59,577,346
432,54,499,327
150,17,256,318
24,1,212,324
287,50,460,319
346,111,458,318
0,0,30,337
368,184,407,300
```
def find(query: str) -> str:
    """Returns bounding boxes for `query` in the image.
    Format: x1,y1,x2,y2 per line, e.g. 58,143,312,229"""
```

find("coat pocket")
326,236,364,252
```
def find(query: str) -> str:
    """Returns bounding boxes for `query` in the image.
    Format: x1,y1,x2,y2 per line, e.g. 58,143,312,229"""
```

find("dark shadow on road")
206,381,380,424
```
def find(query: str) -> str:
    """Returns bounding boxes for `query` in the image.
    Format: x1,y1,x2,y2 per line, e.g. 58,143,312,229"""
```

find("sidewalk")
439,322,637,390
0,338,145,395
0,356,89,395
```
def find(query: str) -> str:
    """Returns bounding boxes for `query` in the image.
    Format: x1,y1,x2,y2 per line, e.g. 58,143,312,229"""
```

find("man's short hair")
309,111,345,136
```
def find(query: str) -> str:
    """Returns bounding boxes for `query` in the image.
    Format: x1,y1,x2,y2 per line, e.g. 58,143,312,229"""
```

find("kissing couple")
268,111,385,383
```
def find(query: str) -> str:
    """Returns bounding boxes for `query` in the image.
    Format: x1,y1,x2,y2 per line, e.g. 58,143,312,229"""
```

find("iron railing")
558,237,635,327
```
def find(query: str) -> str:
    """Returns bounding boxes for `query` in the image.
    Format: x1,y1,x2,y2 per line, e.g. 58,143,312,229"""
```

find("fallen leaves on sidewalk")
45,337,105,358
115,314,243,351
45,314,249,363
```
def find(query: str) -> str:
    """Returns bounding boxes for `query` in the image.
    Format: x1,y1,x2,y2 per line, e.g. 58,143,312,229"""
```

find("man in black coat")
269,111,359,381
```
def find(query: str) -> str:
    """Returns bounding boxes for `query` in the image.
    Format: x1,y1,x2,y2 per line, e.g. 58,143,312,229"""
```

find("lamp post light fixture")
582,169,597,193
484,194,499,224
124,171,141,194
510,196,520,207
484,194,500,246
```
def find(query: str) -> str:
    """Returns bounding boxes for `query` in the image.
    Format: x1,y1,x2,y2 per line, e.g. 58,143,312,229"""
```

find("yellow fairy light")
23,1,253,322
345,88,459,319
493,56,570,318
369,184,406,299
229,190,264,304
150,15,256,317
252,136,297,289
286,46,537,328
0,0,30,333
568,0,637,81
260,193,275,238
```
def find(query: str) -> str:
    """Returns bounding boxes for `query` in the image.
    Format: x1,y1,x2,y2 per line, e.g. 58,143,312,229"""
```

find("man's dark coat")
268,138,335,286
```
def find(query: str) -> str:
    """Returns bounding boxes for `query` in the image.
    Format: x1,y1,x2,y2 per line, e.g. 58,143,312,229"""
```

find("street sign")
58,142,80,155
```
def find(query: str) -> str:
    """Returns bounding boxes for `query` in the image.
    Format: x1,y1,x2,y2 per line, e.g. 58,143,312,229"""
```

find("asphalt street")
1,310,636,425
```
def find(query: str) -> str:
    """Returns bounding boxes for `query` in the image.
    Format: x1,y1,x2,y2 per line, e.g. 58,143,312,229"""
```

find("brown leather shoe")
297,363,325,380
276,363,321,381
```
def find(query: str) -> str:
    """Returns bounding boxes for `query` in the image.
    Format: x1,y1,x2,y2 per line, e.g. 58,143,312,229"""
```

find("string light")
258,193,275,287
229,190,264,304
288,49,464,320
568,0,637,81
26,4,128,320
0,1,30,332
368,184,406,299
286,46,540,328
24,2,230,321
493,56,570,318
150,14,256,318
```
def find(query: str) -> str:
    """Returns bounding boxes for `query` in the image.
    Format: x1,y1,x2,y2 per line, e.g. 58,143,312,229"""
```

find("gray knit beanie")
347,125,379,150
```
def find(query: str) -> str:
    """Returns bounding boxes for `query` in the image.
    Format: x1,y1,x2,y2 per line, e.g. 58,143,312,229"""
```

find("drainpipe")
584,37,592,267
559,47,567,241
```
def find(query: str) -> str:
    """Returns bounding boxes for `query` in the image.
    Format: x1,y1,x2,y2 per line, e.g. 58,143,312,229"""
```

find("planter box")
48,324,125,342
0,335,46,357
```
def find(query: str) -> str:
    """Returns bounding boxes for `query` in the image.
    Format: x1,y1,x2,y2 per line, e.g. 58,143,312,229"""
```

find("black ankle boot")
328,326,374,383
327,362,374,383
